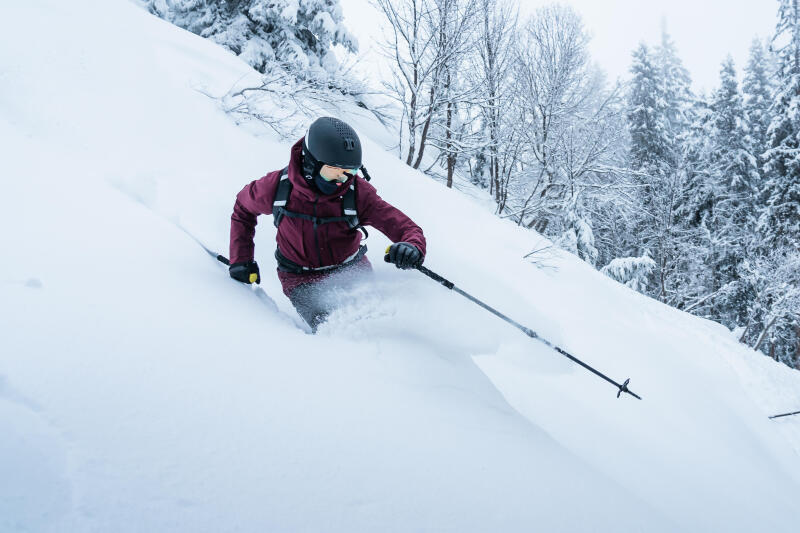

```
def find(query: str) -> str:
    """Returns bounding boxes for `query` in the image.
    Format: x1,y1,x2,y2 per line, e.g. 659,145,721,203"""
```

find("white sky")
339,0,778,94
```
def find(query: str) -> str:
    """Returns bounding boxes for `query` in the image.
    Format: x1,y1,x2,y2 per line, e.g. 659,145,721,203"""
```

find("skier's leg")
287,282,329,333
277,255,374,332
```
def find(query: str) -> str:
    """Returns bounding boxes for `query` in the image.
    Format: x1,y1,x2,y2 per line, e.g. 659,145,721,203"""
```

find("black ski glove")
384,242,422,270
229,260,261,284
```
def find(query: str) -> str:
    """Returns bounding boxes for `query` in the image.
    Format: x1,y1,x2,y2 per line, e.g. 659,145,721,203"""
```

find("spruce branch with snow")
147,0,358,75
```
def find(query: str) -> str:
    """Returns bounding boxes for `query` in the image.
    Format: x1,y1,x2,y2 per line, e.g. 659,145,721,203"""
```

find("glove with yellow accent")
384,242,422,270
229,260,261,284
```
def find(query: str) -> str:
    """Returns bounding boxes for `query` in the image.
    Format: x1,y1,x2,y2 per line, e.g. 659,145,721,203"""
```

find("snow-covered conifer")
761,0,800,250
656,27,693,156
704,58,759,323
600,252,657,293
625,27,695,303
743,39,774,182
146,0,357,75
558,204,599,266
628,44,668,173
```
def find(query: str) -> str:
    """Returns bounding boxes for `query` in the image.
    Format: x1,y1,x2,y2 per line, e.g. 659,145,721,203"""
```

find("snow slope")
1,1,799,531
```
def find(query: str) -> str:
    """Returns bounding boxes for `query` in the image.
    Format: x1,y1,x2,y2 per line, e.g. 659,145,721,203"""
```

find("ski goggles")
319,165,360,182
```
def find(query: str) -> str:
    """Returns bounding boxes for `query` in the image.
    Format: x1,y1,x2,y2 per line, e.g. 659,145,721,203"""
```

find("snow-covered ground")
1,1,799,531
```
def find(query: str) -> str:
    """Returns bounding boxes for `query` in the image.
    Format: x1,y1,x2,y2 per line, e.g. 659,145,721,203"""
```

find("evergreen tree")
672,96,716,311
625,28,694,302
706,58,759,323
742,39,774,183
147,0,357,75
676,97,714,230
601,252,657,293
710,58,755,197
761,0,800,250
628,44,668,173
745,0,800,366
557,202,599,266
656,25,693,162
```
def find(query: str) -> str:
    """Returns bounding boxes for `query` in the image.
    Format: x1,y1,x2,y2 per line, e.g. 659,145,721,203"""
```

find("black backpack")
272,166,371,235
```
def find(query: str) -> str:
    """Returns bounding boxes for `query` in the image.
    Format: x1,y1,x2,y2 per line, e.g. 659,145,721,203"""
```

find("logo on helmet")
343,137,356,151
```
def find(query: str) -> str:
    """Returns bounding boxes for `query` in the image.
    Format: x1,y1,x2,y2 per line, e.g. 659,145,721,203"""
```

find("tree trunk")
405,89,418,166
738,321,750,344
405,59,420,166
445,71,454,188
754,315,779,352
447,154,456,188
795,323,800,368
412,85,436,169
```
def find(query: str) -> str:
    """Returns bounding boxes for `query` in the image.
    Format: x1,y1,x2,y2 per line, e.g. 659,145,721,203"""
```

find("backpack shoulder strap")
272,166,291,228
273,168,364,233
342,181,360,230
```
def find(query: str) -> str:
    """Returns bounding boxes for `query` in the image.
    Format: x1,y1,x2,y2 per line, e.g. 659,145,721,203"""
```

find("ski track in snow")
1,0,800,531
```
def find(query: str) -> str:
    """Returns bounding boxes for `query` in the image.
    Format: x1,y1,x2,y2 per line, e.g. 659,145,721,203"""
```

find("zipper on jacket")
327,224,336,265
313,194,323,268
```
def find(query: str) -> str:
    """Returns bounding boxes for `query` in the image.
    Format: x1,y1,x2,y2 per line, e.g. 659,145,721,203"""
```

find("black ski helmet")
303,117,362,172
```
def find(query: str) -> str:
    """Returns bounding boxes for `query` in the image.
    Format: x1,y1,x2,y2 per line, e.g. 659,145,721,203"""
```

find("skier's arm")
229,171,280,264
357,178,426,257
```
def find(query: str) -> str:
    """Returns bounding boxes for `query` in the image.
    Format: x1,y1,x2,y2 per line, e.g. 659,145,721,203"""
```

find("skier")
228,117,426,331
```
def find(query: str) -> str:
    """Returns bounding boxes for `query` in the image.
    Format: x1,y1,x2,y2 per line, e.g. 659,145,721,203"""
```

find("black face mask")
313,173,340,195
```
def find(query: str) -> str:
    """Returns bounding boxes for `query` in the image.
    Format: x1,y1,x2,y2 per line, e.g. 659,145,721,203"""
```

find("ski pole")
769,410,800,419
174,221,256,282
175,222,231,265
411,261,642,400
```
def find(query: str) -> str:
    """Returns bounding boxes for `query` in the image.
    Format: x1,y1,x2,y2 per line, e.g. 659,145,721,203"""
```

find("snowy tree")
743,39,775,183
656,26,693,154
424,0,484,188
375,0,479,171
557,202,599,265
513,3,593,210
627,28,691,177
666,95,722,318
601,252,657,293
146,0,358,75
470,0,518,202
502,5,628,266
145,0,383,135
737,248,800,367
628,44,670,173
625,27,695,303
672,59,760,326
745,0,800,366
703,59,759,322
709,59,756,201
761,0,800,251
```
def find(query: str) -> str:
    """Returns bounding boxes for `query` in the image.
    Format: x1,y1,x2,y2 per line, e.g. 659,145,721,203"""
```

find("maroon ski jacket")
230,138,426,294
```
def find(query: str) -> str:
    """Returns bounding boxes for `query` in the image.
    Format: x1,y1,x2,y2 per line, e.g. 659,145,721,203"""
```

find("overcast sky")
339,0,778,94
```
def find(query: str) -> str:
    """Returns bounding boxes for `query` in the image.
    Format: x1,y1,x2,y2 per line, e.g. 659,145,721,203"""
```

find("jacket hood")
288,137,356,201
